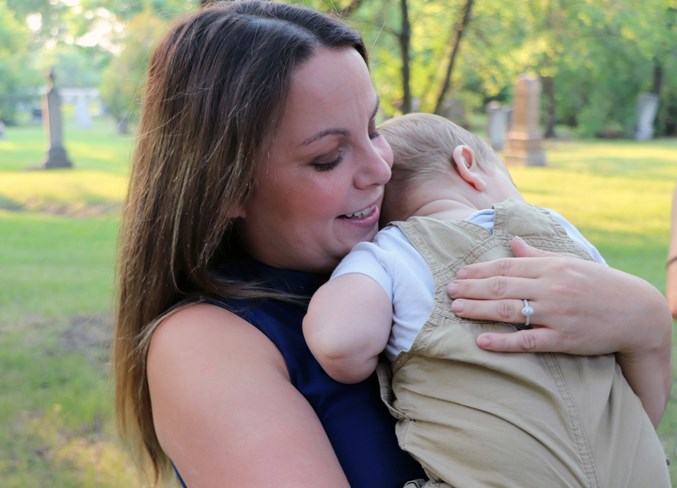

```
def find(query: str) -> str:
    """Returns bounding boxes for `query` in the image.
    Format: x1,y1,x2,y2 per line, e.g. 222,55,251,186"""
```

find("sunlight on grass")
0,170,128,214
506,142,677,294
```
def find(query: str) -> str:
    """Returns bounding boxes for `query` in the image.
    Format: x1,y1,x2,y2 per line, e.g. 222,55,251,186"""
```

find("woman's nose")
354,139,393,189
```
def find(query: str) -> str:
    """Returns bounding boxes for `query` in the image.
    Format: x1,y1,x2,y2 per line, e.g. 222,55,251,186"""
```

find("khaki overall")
378,200,670,488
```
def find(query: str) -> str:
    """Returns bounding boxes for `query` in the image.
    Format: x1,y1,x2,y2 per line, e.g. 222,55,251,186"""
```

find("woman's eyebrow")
299,128,349,147
298,96,381,148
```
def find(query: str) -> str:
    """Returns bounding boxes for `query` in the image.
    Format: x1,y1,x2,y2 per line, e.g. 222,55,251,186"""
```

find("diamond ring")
521,299,534,328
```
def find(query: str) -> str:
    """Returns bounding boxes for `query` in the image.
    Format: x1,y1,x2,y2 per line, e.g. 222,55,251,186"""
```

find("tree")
99,9,167,134
0,0,39,123
433,0,473,115
398,0,412,113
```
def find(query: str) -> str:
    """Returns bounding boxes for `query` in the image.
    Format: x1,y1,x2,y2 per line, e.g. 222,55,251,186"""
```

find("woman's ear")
452,145,487,192
226,202,246,219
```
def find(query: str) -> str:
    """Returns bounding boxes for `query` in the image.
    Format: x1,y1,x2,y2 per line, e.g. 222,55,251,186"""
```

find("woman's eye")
312,150,343,172
312,158,341,172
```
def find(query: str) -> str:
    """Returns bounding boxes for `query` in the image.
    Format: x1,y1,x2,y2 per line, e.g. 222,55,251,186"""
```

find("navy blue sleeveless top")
175,259,424,487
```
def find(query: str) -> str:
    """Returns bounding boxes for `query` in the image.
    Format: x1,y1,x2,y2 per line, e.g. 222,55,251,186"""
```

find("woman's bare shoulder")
149,302,287,377
146,302,349,486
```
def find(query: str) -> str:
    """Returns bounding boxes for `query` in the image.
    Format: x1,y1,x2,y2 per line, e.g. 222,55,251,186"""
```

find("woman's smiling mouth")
342,205,378,220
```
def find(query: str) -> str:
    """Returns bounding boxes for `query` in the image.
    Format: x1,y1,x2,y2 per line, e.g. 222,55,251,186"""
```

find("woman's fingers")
476,328,562,353
455,237,562,281
450,296,537,325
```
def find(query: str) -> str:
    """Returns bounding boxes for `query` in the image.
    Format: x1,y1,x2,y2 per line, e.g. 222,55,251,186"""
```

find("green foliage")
0,0,40,123
99,9,168,130
38,44,110,88
1,0,677,134
81,0,199,21
320,0,677,136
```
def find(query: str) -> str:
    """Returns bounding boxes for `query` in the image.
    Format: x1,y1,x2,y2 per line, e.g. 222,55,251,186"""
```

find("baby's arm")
304,273,393,384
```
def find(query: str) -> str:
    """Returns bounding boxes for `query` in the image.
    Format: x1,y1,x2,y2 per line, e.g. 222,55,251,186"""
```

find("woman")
113,2,672,487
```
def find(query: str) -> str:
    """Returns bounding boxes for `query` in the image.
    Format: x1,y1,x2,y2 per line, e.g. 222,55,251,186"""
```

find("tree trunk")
399,0,412,114
542,75,556,138
433,0,474,115
651,60,664,95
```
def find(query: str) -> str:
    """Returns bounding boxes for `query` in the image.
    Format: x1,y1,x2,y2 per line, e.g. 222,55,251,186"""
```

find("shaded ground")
59,312,114,369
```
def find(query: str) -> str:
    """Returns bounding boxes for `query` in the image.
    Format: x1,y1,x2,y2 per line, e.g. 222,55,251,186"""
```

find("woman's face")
238,47,393,274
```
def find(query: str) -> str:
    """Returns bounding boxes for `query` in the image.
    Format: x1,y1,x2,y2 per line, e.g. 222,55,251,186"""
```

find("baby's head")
378,112,511,223
379,112,501,185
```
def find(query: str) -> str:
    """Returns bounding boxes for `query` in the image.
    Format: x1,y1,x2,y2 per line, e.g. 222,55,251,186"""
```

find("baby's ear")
452,145,486,191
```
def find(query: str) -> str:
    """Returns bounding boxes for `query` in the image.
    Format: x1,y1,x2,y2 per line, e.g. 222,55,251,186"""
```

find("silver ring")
521,299,534,327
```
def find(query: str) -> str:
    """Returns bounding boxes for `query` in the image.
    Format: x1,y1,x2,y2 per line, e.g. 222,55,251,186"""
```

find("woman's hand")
447,237,673,425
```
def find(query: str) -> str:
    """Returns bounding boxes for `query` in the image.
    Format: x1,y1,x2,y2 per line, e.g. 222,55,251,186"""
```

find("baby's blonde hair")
379,112,502,190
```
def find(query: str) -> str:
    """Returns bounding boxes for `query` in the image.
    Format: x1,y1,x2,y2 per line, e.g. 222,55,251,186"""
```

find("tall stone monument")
503,74,546,167
41,67,73,169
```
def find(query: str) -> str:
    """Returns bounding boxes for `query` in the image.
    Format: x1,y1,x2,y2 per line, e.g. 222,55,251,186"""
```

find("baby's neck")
412,199,485,221
413,193,525,222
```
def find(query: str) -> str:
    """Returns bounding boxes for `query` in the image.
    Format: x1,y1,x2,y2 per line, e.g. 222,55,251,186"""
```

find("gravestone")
503,74,546,167
41,68,73,169
635,92,659,141
75,94,92,129
486,101,508,151
0,120,5,140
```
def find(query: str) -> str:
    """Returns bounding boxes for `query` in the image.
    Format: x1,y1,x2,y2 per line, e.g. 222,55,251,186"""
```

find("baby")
304,113,670,487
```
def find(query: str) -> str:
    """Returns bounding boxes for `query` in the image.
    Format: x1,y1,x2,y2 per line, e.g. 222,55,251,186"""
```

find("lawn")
1,119,677,485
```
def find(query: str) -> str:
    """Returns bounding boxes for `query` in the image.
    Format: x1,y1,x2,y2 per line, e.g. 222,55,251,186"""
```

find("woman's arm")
666,184,677,318
303,273,393,383
447,237,672,427
148,303,351,487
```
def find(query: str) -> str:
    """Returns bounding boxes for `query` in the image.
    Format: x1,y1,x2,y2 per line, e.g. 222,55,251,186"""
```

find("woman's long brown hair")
113,1,367,484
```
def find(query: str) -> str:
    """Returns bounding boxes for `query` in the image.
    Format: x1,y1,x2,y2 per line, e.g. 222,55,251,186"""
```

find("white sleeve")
331,226,434,359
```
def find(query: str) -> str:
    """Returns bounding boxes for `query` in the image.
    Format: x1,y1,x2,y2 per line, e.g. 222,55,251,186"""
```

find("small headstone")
0,120,6,140
635,92,659,141
486,101,508,151
41,68,73,169
503,74,546,167
75,94,92,129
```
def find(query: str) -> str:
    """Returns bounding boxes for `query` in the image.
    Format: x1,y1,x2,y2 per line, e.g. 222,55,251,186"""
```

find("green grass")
507,139,676,289
0,119,140,487
1,119,677,485
0,210,119,323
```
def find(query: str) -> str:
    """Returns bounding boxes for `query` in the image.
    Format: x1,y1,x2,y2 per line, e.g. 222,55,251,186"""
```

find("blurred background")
0,0,676,486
